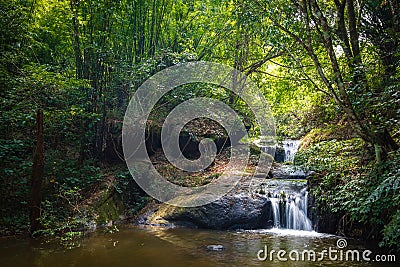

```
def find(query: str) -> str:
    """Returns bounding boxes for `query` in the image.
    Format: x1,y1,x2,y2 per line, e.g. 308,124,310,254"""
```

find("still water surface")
0,226,396,267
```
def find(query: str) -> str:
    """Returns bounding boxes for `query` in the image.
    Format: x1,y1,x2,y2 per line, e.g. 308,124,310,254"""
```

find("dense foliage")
0,0,398,253
296,136,399,252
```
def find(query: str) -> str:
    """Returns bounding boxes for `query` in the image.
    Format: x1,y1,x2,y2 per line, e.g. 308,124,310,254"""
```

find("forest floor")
151,147,261,187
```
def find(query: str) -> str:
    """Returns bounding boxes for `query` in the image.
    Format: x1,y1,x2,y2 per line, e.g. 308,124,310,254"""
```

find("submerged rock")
206,245,224,251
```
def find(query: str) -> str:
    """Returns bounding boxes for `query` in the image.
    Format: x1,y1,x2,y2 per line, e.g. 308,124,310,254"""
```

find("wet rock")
142,193,271,230
307,190,341,234
270,163,308,179
274,146,285,163
206,245,224,251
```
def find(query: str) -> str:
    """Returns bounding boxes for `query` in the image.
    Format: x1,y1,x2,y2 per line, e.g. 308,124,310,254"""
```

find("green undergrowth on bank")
296,137,400,253
0,157,149,248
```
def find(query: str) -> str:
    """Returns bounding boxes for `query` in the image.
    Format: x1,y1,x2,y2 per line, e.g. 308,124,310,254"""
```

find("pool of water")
0,226,396,267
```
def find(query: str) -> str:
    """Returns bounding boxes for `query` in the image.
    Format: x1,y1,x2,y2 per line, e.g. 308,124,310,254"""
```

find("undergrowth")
296,138,400,252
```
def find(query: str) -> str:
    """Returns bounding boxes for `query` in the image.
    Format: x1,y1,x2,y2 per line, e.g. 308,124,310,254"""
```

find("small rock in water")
206,245,224,251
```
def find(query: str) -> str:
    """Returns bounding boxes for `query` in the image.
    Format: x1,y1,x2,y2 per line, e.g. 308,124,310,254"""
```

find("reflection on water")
0,226,396,267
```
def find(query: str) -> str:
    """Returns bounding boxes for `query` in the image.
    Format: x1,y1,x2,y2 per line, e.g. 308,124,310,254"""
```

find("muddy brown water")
0,225,397,267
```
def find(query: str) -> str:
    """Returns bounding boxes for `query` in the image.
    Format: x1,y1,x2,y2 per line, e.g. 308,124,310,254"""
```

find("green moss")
92,191,124,225
249,144,261,156
300,124,356,149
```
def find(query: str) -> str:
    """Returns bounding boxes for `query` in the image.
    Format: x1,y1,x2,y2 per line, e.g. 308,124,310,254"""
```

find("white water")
270,188,312,231
270,198,281,228
265,139,313,231
282,140,301,162
251,228,326,237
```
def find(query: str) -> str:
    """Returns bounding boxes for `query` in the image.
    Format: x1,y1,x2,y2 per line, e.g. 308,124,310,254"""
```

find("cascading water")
257,137,313,231
269,188,312,231
282,140,301,162
270,198,281,228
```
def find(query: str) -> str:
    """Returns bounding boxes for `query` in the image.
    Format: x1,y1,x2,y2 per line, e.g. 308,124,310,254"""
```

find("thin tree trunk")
346,0,361,64
334,0,353,59
29,109,44,235
70,0,83,79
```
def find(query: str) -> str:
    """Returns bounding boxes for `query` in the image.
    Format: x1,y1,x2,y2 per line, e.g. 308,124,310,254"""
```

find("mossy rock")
250,143,262,156
92,191,125,225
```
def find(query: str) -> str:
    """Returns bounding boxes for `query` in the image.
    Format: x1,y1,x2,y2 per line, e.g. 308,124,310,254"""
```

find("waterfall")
265,138,312,231
270,198,281,228
269,188,312,231
282,140,301,162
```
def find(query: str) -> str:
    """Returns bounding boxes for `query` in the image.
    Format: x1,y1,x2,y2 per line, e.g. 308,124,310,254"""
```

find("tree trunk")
29,109,44,235
70,0,83,80
373,128,399,162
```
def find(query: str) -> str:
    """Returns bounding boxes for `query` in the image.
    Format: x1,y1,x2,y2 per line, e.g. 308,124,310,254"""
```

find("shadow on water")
0,225,397,267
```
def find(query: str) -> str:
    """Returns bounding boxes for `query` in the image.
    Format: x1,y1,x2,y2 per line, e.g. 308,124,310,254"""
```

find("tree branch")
244,49,286,75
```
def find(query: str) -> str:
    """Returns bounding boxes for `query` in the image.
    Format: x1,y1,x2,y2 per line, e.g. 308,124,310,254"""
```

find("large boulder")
139,194,271,230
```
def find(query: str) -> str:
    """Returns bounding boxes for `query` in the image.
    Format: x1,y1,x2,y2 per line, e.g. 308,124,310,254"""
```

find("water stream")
0,139,396,266
258,139,312,231
269,188,312,231
282,140,301,162
0,226,393,267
